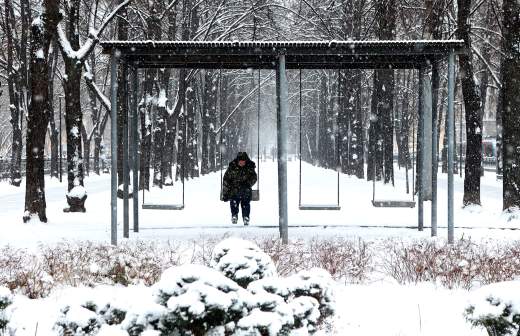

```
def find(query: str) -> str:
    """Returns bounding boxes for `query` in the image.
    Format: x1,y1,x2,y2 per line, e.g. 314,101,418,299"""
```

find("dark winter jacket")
222,152,257,202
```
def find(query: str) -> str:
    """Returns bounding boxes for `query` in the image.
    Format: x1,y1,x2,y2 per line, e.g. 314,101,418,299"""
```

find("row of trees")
0,0,518,222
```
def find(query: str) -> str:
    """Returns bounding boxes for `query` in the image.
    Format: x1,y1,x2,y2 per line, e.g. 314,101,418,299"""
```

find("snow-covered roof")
100,40,465,70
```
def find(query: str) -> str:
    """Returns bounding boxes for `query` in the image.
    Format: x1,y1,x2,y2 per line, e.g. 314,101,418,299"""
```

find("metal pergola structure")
100,40,465,245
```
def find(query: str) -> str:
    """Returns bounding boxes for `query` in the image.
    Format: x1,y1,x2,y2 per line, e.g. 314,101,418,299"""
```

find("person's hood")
236,152,250,161
230,152,255,168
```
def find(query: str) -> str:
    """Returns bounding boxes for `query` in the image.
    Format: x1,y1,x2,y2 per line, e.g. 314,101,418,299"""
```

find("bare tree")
457,0,483,206
56,0,129,212
2,0,30,187
23,0,61,223
502,0,520,210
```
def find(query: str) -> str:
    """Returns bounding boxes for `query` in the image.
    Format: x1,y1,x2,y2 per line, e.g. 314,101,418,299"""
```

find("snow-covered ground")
0,161,517,336
2,274,491,336
0,160,518,248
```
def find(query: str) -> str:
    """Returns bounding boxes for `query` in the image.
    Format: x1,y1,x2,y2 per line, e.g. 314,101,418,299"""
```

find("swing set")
102,40,463,245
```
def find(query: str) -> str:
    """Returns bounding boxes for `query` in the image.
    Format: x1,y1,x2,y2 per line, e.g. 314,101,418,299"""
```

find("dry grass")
1,236,519,298
380,238,520,289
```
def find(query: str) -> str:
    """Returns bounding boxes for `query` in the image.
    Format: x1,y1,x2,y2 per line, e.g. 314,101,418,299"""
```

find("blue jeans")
230,193,251,219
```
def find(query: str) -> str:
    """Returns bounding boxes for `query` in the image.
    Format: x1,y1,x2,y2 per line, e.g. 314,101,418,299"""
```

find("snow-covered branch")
57,0,130,61
215,72,274,134
84,64,111,112
471,45,501,88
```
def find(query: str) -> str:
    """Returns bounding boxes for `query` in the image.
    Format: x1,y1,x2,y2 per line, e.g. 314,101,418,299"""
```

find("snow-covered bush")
55,290,128,336
211,238,277,288
249,268,336,334
0,286,13,330
465,281,520,336
153,264,251,335
10,240,336,335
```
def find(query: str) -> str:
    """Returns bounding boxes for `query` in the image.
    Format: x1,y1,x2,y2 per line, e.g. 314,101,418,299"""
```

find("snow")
67,185,87,199
70,126,79,138
31,17,42,28
2,260,510,335
158,89,167,108
211,238,277,287
97,324,129,336
236,308,285,335
0,161,519,249
35,48,45,59
0,159,517,334
466,281,520,319
333,282,484,335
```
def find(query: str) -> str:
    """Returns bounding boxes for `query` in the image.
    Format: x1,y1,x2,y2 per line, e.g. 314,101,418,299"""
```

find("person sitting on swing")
222,152,257,225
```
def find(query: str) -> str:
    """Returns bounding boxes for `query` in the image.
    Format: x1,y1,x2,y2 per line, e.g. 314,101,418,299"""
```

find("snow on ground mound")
211,238,277,287
465,281,520,336
67,185,87,199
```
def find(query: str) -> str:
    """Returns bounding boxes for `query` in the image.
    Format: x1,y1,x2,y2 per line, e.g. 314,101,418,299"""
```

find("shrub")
49,241,336,336
465,281,520,336
211,238,277,288
248,268,336,334
153,264,251,335
54,289,128,336
0,286,13,331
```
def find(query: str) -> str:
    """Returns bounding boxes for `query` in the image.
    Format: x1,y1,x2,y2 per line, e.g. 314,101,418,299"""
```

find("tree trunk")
116,4,129,188
5,0,24,187
49,120,59,178
186,83,199,178
93,134,102,175
367,76,382,182
338,70,349,174
208,73,218,172
201,70,213,175
62,62,86,212
457,0,482,206
23,0,61,222
349,0,366,178
379,69,395,184
318,73,328,168
375,0,396,184
139,100,152,190
399,70,412,170
351,69,365,178
47,39,59,179
153,102,167,187
502,0,520,210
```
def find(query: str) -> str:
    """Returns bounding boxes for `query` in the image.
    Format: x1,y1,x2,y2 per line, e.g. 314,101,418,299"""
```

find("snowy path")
1,161,519,248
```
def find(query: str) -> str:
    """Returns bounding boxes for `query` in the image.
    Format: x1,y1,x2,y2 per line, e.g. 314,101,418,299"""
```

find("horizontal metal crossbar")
372,200,416,208
142,204,185,210
299,204,341,210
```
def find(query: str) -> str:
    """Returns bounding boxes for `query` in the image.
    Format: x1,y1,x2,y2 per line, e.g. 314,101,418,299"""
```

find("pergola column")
276,54,289,244
123,63,130,239
447,51,455,243
431,63,440,237
110,50,119,246
131,67,139,233
417,67,424,231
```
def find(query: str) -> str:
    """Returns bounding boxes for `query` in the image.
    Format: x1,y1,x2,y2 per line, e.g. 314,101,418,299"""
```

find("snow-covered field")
0,160,518,248
1,161,518,335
